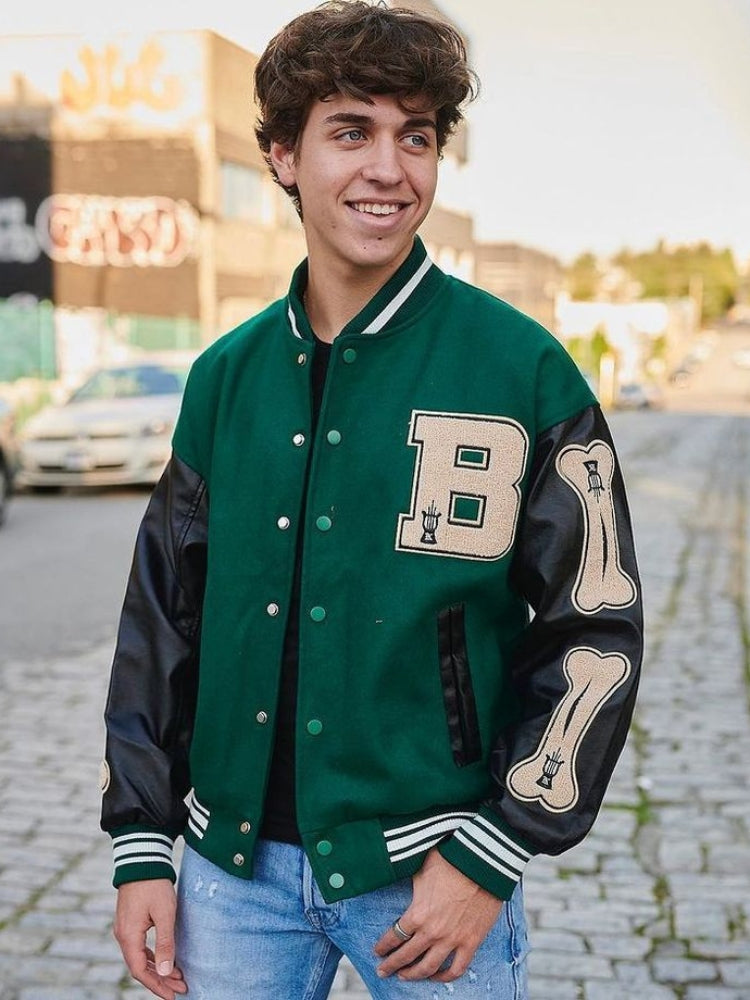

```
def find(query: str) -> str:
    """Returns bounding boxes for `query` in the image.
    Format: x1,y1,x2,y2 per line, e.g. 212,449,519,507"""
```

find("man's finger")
126,948,177,1000
373,918,418,957
145,949,187,991
129,949,186,1000
392,944,455,982
153,909,176,978
430,946,471,983
376,933,433,978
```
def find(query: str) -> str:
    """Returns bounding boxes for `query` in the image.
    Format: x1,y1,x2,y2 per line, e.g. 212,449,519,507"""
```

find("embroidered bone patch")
507,647,632,812
557,440,637,614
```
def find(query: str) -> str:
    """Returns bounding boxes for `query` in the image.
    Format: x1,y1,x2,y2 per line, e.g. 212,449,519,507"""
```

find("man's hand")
113,879,187,999
373,848,503,983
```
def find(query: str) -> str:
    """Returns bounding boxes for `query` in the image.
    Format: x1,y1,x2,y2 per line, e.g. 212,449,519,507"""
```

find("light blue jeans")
175,840,529,999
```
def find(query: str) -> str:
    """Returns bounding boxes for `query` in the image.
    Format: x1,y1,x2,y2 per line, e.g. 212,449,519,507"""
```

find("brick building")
474,242,563,332
0,23,476,381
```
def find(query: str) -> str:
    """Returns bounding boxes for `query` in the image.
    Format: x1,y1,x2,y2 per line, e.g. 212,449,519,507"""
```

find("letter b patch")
396,410,528,561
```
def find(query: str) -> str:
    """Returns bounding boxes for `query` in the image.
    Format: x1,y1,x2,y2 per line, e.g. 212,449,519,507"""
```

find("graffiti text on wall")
0,198,42,264
1,195,198,268
61,41,182,113
1,195,199,267
33,195,199,268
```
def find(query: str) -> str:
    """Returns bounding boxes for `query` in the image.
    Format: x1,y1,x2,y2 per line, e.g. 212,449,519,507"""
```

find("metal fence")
0,301,202,383
0,300,56,382
122,313,202,353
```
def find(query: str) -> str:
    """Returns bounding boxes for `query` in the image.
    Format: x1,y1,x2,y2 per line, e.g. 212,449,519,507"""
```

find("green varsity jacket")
101,237,643,903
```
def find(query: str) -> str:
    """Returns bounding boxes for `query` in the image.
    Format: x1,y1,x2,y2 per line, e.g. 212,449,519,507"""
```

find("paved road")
0,489,149,662
664,324,750,417
0,409,749,999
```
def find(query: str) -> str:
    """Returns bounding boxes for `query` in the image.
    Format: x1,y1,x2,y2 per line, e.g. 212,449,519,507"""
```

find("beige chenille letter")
396,410,528,561
507,647,632,813
557,440,637,614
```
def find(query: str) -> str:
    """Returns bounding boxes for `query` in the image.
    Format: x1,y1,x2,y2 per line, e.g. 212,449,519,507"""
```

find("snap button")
239,821,252,834
328,873,345,889
307,719,323,736
315,515,332,532
297,353,307,366
310,606,326,622
342,348,357,364
233,853,245,866
326,429,341,446
256,711,268,724
292,432,306,447
266,603,280,617
277,516,290,530
316,839,333,856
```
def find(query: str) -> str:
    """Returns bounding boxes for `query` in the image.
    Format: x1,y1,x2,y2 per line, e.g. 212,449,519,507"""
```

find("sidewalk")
0,411,748,999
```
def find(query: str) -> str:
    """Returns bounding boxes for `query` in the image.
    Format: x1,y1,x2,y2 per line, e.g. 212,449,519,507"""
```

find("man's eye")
405,134,428,148
341,129,364,141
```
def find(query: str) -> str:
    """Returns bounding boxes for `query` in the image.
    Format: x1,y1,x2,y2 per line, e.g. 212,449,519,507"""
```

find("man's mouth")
349,202,405,216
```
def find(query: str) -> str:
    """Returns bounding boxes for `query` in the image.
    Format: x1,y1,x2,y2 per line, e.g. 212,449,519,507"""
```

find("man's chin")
344,232,417,270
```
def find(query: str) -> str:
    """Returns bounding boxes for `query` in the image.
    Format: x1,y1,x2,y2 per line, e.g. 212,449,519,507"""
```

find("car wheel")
0,460,8,528
30,484,63,495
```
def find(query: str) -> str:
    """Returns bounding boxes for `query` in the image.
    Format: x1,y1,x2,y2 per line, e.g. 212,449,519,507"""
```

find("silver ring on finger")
393,918,414,942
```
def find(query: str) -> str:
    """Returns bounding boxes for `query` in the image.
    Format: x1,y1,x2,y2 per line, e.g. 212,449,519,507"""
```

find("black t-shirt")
259,332,332,842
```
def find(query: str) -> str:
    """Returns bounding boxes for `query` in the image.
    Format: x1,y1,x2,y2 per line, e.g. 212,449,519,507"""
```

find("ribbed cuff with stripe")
437,804,537,901
110,826,177,888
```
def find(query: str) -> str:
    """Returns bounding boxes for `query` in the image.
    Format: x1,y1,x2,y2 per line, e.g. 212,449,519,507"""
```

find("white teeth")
353,202,401,216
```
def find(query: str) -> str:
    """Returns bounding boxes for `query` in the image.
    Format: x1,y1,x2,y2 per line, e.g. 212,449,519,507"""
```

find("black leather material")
100,452,207,835
488,404,643,854
437,603,482,767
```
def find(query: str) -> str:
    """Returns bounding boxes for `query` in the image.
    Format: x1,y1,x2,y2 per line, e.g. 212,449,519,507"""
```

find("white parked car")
18,354,195,490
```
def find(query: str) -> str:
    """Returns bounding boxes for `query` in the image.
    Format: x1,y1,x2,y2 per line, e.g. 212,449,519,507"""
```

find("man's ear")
270,141,297,187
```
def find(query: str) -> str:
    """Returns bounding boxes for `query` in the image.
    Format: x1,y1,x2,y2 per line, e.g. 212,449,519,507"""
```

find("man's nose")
360,138,405,185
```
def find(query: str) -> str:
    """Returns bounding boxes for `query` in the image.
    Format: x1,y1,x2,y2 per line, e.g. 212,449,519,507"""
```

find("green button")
326,429,342,445
328,872,345,889
316,515,332,532
342,348,357,364
310,606,326,622
307,719,323,735
316,839,333,856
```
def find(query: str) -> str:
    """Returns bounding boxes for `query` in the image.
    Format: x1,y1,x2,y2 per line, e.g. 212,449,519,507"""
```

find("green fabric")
166,239,595,902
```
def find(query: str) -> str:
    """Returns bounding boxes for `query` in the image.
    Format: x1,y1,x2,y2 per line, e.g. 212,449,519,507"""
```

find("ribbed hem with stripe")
110,825,177,888
437,804,537,900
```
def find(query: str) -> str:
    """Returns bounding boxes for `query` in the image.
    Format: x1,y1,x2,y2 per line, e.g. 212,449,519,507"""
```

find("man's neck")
303,246,412,343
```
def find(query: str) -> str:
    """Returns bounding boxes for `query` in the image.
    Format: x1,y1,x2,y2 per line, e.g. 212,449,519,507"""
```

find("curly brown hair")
254,0,478,213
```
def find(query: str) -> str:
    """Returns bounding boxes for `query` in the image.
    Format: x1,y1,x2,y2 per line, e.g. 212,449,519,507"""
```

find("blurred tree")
563,326,614,376
612,242,738,323
590,327,611,372
566,251,600,300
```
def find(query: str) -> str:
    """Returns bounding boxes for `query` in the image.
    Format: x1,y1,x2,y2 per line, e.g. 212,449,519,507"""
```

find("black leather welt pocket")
437,603,482,767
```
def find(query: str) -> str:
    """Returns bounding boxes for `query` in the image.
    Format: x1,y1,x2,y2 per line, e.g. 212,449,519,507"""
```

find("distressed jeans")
175,840,529,999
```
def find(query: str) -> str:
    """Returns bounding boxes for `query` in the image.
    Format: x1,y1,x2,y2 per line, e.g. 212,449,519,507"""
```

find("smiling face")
270,93,439,284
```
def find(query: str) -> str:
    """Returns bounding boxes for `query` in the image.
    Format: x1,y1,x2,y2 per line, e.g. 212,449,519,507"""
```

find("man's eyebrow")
322,112,374,127
402,116,437,132
321,112,437,131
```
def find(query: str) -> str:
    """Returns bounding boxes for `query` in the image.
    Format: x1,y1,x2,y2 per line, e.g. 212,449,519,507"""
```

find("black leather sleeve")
439,403,643,899
100,452,207,838
493,403,643,853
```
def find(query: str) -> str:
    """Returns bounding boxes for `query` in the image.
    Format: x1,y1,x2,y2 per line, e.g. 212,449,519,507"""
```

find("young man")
101,3,643,998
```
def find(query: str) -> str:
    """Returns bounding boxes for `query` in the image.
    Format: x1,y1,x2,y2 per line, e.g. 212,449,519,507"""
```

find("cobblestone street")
1,410,748,999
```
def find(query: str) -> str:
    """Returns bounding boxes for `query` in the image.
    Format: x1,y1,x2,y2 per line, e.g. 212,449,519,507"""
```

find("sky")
8,0,750,266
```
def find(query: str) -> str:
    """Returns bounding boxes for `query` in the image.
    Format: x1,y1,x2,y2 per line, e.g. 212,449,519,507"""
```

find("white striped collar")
361,254,434,335
285,237,437,341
